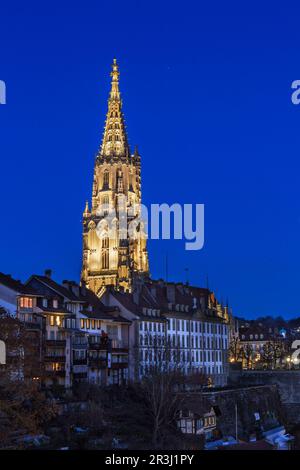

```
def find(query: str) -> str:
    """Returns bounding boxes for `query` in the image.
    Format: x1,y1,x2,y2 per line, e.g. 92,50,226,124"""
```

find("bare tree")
240,343,254,369
138,330,208,447
229,337,242,362
0,313,56,448
261,340,285,369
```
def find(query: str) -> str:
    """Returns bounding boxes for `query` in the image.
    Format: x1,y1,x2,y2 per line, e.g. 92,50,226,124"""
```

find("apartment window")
107,325,118,338
97,320,101,330
80,318,84,329
86,319,90,329
50,315,55,326
53,299,58,309
20,297,33,309
92,320,96,329
56,316,61,326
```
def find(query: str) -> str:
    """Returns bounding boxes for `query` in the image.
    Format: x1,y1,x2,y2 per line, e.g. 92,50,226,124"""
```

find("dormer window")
43,298,48,308
53,299,58,309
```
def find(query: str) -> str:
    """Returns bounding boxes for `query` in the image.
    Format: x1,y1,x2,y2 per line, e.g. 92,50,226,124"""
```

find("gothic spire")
100,59,130,158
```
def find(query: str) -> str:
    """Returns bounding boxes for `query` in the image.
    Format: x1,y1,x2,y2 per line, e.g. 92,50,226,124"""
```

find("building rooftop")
0,272,38,296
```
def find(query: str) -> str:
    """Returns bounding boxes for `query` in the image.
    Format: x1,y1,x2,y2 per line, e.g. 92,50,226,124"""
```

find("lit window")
20,297,33,308
50,316,55,326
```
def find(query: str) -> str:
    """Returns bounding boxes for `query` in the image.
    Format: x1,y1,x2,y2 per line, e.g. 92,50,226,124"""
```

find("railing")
46,339,66,347
111,362,128,370
24,321,41,330
111,339,129,350
73,372,87,379
45,370,66,377
88,358,107,368
44,355,66,362
73,358,87,365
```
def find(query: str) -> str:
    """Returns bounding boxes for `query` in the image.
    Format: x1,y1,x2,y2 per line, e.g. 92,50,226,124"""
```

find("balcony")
19,307,34,313
44,355,66,363
46,339,66,347
73,372,88,380
111,339,129,352
88,358,107,369
73,358,87,366
111,362,128,370
88,341,109,351
24,321,41,330
45,370,66,377
88,337,129,353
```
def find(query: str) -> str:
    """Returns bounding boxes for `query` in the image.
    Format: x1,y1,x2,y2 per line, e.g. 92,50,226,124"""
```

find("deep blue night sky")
1,1,300,318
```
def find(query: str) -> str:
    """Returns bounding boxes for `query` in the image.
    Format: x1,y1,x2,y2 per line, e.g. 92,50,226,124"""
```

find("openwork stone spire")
100,59,130,158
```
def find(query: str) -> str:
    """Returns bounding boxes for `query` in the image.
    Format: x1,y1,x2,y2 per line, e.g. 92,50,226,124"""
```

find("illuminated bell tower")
81,59,149,295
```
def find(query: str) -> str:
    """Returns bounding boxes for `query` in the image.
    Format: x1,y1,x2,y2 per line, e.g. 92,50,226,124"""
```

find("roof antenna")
185,267,189,285
165,252,169,282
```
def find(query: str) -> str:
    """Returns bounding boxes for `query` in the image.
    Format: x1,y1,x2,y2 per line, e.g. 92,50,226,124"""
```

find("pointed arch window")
102,195,109,216
102,249,109,270
101,234,109,269
102,236,109,249
103,170,109,189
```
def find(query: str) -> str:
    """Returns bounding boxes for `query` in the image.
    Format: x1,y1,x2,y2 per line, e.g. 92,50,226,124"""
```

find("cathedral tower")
81,59,149,295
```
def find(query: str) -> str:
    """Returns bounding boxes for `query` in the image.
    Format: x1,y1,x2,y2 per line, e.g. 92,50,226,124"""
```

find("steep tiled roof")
0,272,38,296
239,325,283,342
27,275,85,302
178,394,214,417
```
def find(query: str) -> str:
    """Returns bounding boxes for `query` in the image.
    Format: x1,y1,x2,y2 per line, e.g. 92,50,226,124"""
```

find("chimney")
62,280,79,298
133,284,142,305
166,283,176,304
80,283,87,297
45,269,52,279
150,286,157,299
